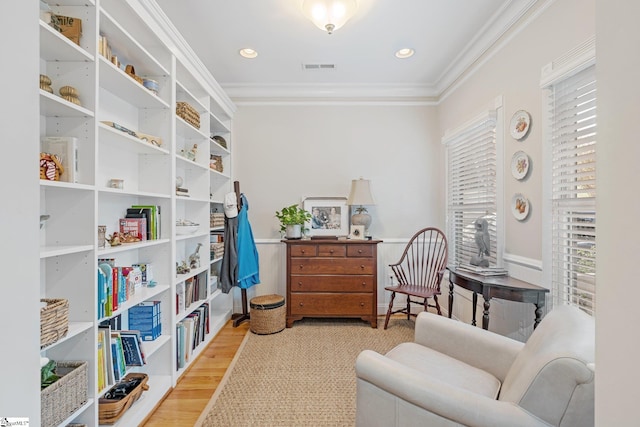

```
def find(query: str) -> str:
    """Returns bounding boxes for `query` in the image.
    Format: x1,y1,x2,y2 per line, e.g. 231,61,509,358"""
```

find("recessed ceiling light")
239,48,258,59
395,48,415,59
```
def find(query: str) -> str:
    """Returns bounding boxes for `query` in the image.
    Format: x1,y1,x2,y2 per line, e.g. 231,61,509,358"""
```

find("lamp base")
351,213,371,231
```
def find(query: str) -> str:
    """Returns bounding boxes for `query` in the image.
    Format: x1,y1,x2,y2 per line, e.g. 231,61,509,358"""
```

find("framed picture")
302,197,349,237
349,225,365,240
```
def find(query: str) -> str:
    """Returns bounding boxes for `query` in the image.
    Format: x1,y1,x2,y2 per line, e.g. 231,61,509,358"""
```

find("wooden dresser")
283,239,382,328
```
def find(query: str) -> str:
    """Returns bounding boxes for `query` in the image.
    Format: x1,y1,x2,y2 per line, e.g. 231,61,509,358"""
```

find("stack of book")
457,264,509,276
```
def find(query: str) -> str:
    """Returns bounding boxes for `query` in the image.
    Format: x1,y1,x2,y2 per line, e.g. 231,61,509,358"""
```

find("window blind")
445,112,497,267
549,65,597,315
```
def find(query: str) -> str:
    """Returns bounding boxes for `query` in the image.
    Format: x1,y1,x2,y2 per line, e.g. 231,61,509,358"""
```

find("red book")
119,218,147,241
111,267,119,311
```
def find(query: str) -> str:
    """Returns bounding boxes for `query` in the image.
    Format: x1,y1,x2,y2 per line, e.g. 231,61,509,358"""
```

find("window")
547,65,597,315
444,111,498,267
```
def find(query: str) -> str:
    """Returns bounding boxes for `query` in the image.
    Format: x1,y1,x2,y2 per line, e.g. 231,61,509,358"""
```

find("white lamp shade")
347,178,375,206
302,0,358,34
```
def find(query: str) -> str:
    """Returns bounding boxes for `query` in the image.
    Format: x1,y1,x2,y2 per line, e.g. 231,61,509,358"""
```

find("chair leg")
384,292,396,330
433,295,442,315
406,298,411,320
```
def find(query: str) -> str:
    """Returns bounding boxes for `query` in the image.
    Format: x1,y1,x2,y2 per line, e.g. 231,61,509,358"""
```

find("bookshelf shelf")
36,1,234,425
40,244,94,259
40,321,94,352
39,20,94,62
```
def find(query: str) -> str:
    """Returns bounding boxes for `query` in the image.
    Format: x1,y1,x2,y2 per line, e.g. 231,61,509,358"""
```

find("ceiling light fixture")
395,48,415,59
239,48,258,59
301,0,358,35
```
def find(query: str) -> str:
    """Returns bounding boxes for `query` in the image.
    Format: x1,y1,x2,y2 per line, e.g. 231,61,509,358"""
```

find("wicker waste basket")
250,294,286,334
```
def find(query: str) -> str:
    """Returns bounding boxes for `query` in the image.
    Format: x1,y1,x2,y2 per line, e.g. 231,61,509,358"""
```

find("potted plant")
275,204,312,239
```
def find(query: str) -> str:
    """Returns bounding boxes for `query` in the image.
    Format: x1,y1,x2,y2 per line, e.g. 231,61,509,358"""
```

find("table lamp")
347,177,375,235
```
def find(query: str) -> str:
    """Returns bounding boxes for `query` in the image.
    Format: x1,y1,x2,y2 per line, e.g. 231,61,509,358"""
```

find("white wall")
595,1,640,424
231,103,443,239
229,103,446,317
0,0,41,421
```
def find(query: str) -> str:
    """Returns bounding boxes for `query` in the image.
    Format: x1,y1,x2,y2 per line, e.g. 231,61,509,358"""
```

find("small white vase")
285,224,302,239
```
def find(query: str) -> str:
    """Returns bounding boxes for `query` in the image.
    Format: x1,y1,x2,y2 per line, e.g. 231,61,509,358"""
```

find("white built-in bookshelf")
38,0,234,425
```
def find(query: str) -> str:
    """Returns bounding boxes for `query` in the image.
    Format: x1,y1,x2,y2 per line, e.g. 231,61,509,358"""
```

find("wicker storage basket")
99,373,149,424
176,101,200,129
41,298,69,348
250,294,286,334
41,361,88,427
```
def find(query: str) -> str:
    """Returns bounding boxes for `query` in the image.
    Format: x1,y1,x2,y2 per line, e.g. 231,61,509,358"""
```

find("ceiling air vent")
302,63,336,70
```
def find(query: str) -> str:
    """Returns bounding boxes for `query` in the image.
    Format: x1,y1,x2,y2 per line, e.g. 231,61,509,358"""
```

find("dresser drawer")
289,244,317,257
293,258,375,275
290,293,373,316
290,275,374,292
347,244,374,257
317,244,346,257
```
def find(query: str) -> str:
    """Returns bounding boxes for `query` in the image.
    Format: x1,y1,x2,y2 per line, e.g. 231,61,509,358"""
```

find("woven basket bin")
41,298,69,348
176,101,200,129
250,294,286,335
99,373,149,424
41,361,88,427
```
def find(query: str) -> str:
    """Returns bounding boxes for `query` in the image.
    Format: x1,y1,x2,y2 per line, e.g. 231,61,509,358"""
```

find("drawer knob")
360,265,365,269
361,282,366,287
299,265,304,269
330,249,334,254
299,302,304,306
301,249,305,254
360,302,365,307
358,249,363,253
297,281,303,287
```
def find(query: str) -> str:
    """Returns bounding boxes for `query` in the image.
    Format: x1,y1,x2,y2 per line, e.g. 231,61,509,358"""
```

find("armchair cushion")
385,343,501,399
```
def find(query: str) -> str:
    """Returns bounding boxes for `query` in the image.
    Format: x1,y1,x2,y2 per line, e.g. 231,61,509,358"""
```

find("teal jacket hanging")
237,194,260,289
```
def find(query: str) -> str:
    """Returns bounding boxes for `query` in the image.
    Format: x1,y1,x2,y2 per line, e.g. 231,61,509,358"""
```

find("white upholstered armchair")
356,306,595,427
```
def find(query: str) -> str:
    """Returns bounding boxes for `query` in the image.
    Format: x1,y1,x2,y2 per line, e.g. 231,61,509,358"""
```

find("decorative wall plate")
512,193,530,221
510,110,531,140
511,151,530,180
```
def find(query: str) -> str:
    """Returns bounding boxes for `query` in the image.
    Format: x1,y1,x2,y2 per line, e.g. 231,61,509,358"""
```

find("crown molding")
435,0,541,96
439,0,554,102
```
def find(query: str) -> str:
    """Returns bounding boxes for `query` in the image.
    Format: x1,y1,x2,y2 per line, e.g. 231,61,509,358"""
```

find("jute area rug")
196,317,414,427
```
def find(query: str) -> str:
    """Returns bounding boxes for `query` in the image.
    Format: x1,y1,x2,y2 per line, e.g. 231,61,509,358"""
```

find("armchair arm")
356,350,551,427
414,312,524,381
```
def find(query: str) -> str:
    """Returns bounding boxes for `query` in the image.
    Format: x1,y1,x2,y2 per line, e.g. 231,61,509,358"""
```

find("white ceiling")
154,0,536,99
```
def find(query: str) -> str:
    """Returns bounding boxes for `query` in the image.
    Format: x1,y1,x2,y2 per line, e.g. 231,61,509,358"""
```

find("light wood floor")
141,319,250,427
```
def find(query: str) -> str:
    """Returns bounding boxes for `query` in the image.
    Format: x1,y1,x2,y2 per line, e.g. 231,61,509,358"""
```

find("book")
119,330,145,366
176,282,185,314
98,326,115,386
98,262,114,316
132,262,153,286
97,267,107,319
125,209,150,240
97,327,106,391
41,136,78,183
457,264,508,276
119,217,147,241
121,266,142,299
128,301,161,341
176,322,186,369
131,205,161,239
110,331,127,381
